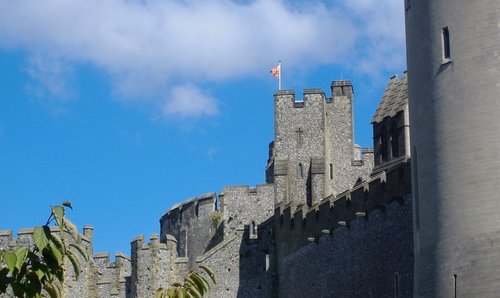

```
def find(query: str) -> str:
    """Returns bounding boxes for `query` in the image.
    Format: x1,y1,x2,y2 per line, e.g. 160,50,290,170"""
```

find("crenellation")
331,80,353,97
129,233,174,298
0,227,93,252
93,250,132,298
83,225,93,241
6,1,494,294
276,162,411,259
0,71,420,297
160,192,217,230
279,192,413,297
16,228,35,247
0,230,13,248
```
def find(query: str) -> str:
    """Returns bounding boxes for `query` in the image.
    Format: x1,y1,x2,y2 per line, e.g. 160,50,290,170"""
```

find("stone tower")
271,81,372,210
405,0,500,296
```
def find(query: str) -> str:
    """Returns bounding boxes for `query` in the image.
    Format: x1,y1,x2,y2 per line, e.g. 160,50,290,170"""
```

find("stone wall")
273,89,327,208
273,83,374,212
128,234,177,298
159,193,219,269
328,81,374,198
94,252,131,297
275,162,412,297
157,184,275,297
279,195,413,297
0,227,95,298
0,77,418,298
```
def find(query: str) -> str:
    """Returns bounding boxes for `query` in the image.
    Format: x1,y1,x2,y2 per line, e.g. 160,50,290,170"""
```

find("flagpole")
278,61,282,90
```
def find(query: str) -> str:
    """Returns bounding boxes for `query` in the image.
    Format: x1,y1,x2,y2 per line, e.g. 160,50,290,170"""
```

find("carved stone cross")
296,127,304,148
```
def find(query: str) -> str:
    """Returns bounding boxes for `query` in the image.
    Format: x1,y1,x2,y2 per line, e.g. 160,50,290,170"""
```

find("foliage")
211,212,221,229
155,264,217,298
0,202,89,298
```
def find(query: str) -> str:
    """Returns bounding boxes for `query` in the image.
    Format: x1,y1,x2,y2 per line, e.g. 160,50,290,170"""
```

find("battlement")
275,161,411,257
274,81,353,109
274,89,327,108
160,192,218,230
129,234,176,297
94,251,131,266
94,251,131,291
131,234,175,251
331,80,354,97
220,184,274,234
0,226,92,250
221,184,273,197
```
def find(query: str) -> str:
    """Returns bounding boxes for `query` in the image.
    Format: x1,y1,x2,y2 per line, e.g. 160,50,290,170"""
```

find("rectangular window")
453,274,457,298
394,272,400,298
442,27,451,61
265,253,270,271
329,163,333,180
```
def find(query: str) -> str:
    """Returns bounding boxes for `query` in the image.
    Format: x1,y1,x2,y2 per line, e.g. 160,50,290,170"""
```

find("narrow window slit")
442,27,451,61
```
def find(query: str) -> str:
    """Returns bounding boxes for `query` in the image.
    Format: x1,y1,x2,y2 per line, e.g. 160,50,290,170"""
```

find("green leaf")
44,281,61,298
69,243,89,262
155,288,164,298
14,247,28,271
33,265,48,280
50,233,65,256
186,279,202,298
166,288,176,297
33,226,51,251
41,245,63,283
63,218,78,240
198,264,217,285
66,250,81,278
51,206,65,228
11,282,25,297
3,252,16,273
189,272,210,294
25,271,42,297
48,242,63,267
177,287,187,298
0,267,9,293
62,201,73,210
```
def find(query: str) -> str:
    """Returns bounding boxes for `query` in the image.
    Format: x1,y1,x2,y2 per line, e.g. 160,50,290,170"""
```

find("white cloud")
340,0,406,80
163,84,218,118
0,0,406,117
25,55,74,100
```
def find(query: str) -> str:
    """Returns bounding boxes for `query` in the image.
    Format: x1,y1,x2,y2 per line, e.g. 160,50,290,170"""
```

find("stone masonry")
0,76,413,297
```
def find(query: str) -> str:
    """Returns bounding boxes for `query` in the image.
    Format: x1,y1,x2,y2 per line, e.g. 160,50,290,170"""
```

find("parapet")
0,226,92,250
275,161,411,256
94,251,131,278
129,234,175,297
160,192,218,228
220,184,273,197
331,80,354,97
131,234,169,252
220,184,274,215
274,89,326,108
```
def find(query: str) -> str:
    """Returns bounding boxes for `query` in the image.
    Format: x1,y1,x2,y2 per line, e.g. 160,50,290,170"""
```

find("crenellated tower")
272,81,373,211
406,0,500,296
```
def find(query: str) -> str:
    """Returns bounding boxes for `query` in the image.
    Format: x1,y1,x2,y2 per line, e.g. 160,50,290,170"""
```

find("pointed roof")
371,72,408,124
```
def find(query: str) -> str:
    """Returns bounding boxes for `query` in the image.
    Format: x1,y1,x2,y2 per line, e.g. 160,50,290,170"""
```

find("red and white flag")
270,64,280,78
270,61,282,90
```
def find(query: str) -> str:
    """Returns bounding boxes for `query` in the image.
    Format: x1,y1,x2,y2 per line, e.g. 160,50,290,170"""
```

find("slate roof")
371,72,408,124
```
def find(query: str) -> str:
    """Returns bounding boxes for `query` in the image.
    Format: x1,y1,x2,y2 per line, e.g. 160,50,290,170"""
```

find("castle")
2,1,500,297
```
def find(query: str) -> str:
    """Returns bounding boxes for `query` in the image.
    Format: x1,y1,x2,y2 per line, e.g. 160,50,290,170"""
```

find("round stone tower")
405,0,500,296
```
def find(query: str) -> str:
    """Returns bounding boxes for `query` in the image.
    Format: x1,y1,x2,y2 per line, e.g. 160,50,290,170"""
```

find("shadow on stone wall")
237,217,277,298
205,222,224,253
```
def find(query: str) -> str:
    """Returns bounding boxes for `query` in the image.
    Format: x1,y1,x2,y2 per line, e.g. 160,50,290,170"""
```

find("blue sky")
0,0,406,255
